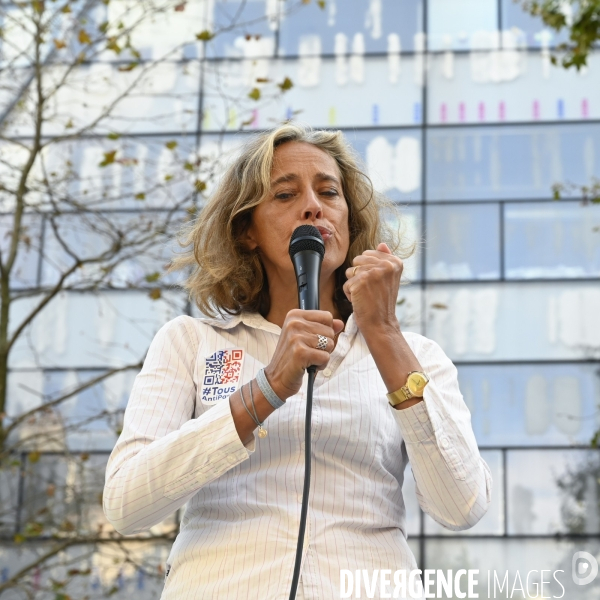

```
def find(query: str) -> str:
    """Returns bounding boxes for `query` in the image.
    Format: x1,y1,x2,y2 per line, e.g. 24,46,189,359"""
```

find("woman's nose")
301,189,323,220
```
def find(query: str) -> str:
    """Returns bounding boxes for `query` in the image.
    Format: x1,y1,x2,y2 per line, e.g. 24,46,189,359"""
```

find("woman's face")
245,141,350,281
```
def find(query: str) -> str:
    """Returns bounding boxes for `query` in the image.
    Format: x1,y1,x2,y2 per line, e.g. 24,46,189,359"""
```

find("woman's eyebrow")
271,173,299,186
271,172,340,186
314,173,340,184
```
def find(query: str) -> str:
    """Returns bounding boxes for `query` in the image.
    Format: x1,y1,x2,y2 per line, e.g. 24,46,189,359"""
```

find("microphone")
288,225,325,311
287,224,325,600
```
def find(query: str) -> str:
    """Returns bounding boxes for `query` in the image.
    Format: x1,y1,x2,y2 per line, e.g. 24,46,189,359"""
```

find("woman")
103,124,492,599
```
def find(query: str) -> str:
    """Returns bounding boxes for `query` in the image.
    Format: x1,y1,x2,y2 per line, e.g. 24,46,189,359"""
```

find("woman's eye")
275,192,294,200
321,189,339,197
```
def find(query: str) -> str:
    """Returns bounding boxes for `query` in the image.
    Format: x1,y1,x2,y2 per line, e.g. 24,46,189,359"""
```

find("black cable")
288,365,316,600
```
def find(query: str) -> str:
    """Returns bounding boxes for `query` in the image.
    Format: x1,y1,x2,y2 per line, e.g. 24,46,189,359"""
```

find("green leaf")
183,161,194,171
24,521,44,536
149,288,162,300
145,272,160,283
99,150,117,167
135,192,146,200
164,174,173,181
165,140,178,150
195,30,214,41
32,0,44,14
248,87,261,101
317,0,326,8
194,180,207,192
28,451,40,463
14,533,25,544
277,76,293,92
78,29,91,44
98,20,109,33
106,37,121,54
60,3,71,13
107,132,121,140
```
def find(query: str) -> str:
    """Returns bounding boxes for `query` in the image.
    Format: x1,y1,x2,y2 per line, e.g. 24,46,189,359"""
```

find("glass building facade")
2,0,600,597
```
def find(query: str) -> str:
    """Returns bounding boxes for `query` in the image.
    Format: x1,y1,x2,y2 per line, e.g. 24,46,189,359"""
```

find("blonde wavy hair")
169,123,415,320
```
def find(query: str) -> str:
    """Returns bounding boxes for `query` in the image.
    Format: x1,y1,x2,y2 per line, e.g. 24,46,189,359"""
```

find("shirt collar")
199,310,357,338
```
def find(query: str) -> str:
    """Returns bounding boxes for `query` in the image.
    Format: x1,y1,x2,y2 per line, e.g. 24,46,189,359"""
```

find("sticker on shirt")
201,348,245,405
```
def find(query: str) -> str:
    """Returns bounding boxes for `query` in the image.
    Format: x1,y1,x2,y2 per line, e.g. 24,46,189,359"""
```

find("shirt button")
323,368,332,377
227,455,237,464
440,438,449,449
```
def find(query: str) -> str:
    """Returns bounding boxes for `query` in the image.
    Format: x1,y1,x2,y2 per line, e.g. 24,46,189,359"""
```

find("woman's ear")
240,224,259,251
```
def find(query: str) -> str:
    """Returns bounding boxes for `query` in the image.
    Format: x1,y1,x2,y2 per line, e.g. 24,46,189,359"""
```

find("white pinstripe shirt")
103,311,492,600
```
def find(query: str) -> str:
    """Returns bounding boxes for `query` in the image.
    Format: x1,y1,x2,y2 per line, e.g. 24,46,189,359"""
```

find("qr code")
203,350,243,385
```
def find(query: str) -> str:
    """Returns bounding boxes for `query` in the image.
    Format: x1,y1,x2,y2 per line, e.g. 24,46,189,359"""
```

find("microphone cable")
288,365,316,600
287,225,324,600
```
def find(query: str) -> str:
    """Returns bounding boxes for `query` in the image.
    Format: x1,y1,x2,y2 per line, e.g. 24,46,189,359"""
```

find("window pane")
202,56,423,131
19,454,177,538
29,136,197,212
41,211,188,289
7,368,137,451
0,463,19,536
278,0,422,55
205,0,278,59
425,281,600,360
396,285,423,335
388,205,422,282
9,290,187,369
428,51,600,124
425,450,504,535
426,203,500,280
0,540,173,597
505,202,600,279
0,214,42,289
345,128,422,203
458,363,600,447
508,449,600,535
5,63,200,138
501,0,570,48
425,538,600,598
426,123,600,201
428,0,498,51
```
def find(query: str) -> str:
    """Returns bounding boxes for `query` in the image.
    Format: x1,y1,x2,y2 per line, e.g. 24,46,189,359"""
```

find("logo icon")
572,551,599,586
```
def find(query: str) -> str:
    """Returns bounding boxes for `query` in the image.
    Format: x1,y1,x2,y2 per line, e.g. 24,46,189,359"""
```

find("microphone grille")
289,225,325,260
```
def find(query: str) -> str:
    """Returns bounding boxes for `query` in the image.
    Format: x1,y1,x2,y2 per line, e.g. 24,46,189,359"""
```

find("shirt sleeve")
103,315,255,536
392,335,492,531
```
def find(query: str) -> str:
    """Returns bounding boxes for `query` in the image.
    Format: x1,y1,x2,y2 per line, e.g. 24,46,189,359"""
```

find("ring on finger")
316,334,328,351
352,266,360,277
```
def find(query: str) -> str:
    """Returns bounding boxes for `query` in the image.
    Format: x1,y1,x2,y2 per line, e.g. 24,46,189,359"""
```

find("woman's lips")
316,226,333,241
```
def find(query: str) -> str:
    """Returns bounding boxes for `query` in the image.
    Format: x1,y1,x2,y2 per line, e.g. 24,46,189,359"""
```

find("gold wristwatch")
387,371,430,407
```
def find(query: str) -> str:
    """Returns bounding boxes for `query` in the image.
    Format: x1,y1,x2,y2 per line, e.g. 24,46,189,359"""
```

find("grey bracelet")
256,368,285,410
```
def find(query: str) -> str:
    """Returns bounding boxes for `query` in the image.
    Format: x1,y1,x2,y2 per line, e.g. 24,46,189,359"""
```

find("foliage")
518,0,600,69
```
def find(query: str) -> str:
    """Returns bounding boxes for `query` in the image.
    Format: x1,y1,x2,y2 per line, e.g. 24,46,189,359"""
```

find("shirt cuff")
391,378,446,444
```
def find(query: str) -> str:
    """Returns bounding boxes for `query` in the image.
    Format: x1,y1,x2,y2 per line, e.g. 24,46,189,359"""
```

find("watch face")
407,372,428,395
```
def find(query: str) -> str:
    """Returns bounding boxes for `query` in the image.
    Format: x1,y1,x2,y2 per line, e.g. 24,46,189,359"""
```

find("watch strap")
387,371,429,407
